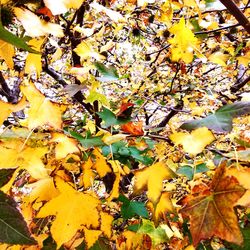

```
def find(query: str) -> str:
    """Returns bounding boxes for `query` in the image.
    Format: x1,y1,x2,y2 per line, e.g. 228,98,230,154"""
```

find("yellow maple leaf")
170,127,215,156
83,227,102,249
25,177,60,204
208,51,230,66
169,18,199,63
0,96,27,126
148,191,175,224
134,162,176,204
25,38,45,78
44,0,85,15
37,177,101,248
0,139,49,179
79,157,96,188
74,41,105,62
100,212,113,238
21,81,67,130
92,148,112,178
14,8,63,37
0,40,14,69
50,132,79,159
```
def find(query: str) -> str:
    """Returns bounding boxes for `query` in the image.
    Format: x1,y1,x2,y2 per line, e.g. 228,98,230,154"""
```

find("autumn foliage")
0,0,249,249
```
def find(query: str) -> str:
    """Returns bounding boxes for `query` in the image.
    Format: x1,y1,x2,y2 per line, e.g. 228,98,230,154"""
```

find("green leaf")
0,169,15,188
177,163,209,180
224,149,250,162
181,102,250,133
97,107,130,128
138,219,168,246
118,195,148,219
177,165,193,180
94,62,119,82
0,24,39,53
0,190,37,245
70,131,105,148
128,147,153,165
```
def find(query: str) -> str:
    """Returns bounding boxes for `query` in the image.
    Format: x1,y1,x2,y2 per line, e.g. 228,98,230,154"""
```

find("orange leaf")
179,163,245,246
121,121,144,136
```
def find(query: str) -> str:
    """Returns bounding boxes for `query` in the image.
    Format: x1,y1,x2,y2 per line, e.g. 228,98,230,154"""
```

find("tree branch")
219,0,250,34
231,75,250,93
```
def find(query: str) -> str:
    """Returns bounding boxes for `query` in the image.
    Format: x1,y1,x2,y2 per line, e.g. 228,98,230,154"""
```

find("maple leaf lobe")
180,164,245,246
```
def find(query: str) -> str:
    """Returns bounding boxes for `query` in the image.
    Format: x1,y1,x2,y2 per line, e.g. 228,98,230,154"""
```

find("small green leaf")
94,62,119,82
0,24,39,53
177,163,209,180
70,131,105,148
119,195,148,219
0,169,15,188
177,165,193,180
138,219,169,246
0,190,37,245
97,107,130,128
224,150,250,162
181,102,250,133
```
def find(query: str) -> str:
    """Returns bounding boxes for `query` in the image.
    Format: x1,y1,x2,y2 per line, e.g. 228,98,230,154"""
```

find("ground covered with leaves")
0,0,249,249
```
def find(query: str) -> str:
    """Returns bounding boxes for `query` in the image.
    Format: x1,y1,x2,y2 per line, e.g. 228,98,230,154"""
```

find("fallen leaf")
21,81,66,130
37,177,100,248
50,132,79,159
0,40,14,69
83,227,102,249
227,167,250,207
134,162,176,204
25,38,45,78
121,121,144,136
0,96,27,127
170,127,215,156
14,8,63,37
181,102,250,133
100,212,113,238
92,148,112,178
179,163,245,246
138,219,169,246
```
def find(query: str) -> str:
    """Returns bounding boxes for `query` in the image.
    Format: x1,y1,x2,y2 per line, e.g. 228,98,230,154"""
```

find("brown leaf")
179,163,245,246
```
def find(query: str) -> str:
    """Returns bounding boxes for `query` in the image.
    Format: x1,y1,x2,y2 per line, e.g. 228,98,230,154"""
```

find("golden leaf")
79,158,96,188
208,51,230,66
37,177,101,248
14,8,63,37
170,127,215,156
92,148,112,178
168,18,199,63
148,192,175,224
0,40,14,69
83,228,102,249
50,132,79,159
134,162,176,204
227,166,250,207
100,212,113,238
21,81,67,130
25,177,59,204
0,139,49,179
74,41,105,61
25,38,45,77
0,96,27,127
